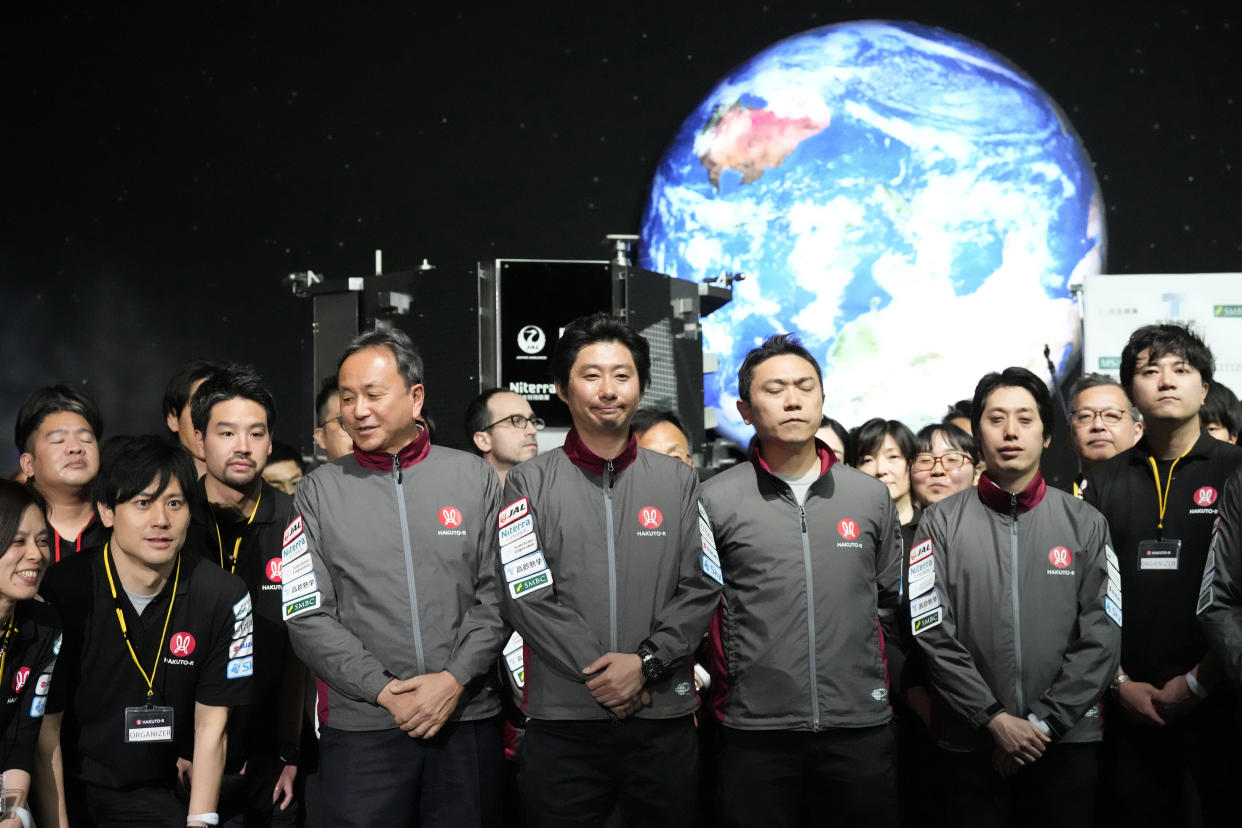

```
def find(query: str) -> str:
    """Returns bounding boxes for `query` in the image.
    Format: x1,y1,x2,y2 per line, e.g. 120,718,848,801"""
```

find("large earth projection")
638,20,1105,445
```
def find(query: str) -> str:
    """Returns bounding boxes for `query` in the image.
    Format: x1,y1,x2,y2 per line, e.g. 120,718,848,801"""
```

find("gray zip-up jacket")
912,473,1121,751
285,430,506,730
1199,464,1242,690
499,429,721,721
701,446,904,731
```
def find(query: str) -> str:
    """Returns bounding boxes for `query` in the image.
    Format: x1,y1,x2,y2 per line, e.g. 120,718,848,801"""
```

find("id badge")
124,705,174,743
1138,539,1181,571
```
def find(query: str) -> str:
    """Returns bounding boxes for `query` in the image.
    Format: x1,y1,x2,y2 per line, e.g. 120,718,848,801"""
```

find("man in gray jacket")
912,367,1120,828
1200,464,1242,690
701,333,904,828
499,313,721,828
284,328,507,827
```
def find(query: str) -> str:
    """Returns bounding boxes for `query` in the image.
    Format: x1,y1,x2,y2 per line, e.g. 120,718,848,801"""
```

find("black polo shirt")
50,510,109,562
1084,431,1242,683
0,599,61,773
41,549,252,791
184,479,298,765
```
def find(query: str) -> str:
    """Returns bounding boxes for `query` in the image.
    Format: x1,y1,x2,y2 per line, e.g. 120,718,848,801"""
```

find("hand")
583,653,646,715
1151,674,1201,719
176,757,193,788
381,672,465,739
991,745,1022,778
985,712,1050,766
272,762,298,810
1115,680,1166,726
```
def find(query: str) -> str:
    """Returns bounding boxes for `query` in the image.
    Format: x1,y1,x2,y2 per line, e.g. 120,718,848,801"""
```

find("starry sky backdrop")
2,2,1237,464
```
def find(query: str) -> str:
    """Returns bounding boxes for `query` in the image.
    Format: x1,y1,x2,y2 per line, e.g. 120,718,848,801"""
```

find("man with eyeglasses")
1066,374,1143,497
465,389,544,484
311,376,354,462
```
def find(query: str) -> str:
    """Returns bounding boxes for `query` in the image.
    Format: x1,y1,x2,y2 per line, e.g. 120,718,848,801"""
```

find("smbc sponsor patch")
283,592,322,619
509,570,553,599
911,607,942,636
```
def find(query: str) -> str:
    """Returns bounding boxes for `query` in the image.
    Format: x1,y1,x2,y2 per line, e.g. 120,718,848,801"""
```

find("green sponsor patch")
912,608,942,635
283,593,321,618
1213,305,1242,318
1098,357,1122,369
510,571,552,598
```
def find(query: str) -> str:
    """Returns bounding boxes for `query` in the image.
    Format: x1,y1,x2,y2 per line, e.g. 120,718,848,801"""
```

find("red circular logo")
169,632,197,657
266,557,283,583
438,506,463,528
837,519,859,540
1049,547,1073,569
638,507,664,529
1194,487,1218,507
11,667,29,693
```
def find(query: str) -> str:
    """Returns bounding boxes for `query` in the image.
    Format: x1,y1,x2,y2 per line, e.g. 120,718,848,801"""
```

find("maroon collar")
352,426,430,472
752,440,836,479
976,471,1047,514
562,428,638,475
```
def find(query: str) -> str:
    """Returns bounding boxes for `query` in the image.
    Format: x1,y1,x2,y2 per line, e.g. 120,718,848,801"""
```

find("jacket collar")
976,470,1046,514
562,428,638,474
1129,430,1216,464
352,425,430,472
752,439,836,479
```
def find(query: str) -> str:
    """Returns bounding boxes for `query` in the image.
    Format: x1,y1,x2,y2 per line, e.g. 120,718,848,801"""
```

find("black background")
3,2,1238,466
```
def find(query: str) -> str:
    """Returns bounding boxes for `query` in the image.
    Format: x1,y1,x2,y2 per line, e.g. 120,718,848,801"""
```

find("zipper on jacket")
1009,492,1025,713
393,455,427,674
799,501,821,731
604,459,618,653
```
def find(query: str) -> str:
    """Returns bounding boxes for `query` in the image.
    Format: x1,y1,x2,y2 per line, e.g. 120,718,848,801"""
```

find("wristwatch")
1110,672,1130,695
636,642,665,681
278,742,300,766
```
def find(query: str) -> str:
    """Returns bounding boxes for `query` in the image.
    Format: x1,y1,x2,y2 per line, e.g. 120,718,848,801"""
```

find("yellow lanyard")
213,490,262,575
103,543,180,703
0,614,17,692
1148,448,1191,533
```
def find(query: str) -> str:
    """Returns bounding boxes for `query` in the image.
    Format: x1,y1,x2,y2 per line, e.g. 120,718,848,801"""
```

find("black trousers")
715,723,897,828
76,783,185,828
317,718,503,828
1099,700,1241,828
519,716,698,828
937,742,1098,828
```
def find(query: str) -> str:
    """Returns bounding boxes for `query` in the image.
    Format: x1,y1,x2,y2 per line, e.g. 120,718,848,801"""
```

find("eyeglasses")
1071,408,1129,426
912,452,972,472
485,414,545,431
318,416,343,430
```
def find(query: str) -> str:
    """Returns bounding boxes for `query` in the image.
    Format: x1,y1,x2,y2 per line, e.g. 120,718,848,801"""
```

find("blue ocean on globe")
638,20,1104,445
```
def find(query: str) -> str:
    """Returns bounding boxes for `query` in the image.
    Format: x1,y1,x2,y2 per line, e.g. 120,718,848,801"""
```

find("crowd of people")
2,315,1241,828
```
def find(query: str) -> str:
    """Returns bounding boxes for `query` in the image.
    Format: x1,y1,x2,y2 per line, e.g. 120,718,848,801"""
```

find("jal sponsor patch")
283,592,321,619
282,533,309,563
498,498,529,529
910,589,941,618
500,533,538,565
499,514,534,546
227,656,254,680
909,538,933,565
232,594,252,619
282,571,319,603
911,607,942,635
229,635,254,659
438,506,464,529
34,673,51,696
281,552,314,584
509,570,553,599
282,515,304,546
504,552,548,583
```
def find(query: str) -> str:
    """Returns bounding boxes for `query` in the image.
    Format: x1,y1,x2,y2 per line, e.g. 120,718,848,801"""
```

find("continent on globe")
695,102,830,188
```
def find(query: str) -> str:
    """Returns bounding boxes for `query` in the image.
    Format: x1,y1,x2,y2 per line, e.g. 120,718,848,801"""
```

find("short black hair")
818,416,849,450
943,399,972,424
971,367,1054,439
551,313,651,393
268,440,306,473
1200,381,1241,437
339,328,424,388
94,435,198,512
14,384,103,454
0,479,46,555
1120,323,1214,393
315,375,340,425
631,409,690,443
737,333,823,405
162,359,227,421
914,422,979,464
848,418,916,467
464,388,511,452
190,364,278,435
